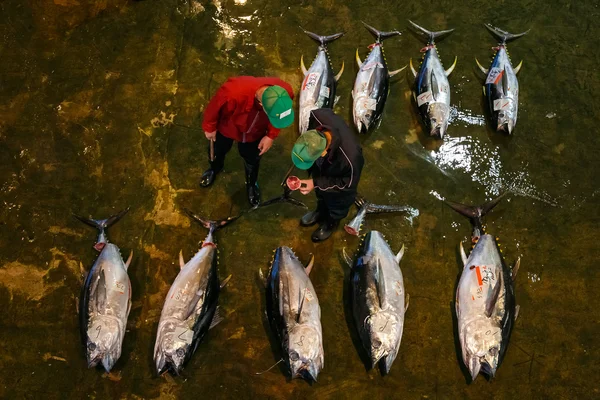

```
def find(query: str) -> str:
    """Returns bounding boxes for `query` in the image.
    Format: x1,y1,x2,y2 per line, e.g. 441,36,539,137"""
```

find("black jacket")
307,108,364,194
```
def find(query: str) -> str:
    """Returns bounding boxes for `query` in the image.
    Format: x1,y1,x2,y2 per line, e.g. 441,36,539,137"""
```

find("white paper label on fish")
493,98,512,111
302,72,320,91
319,86,330,98
486,67,503,84
173,327,194,345
417,91,433,107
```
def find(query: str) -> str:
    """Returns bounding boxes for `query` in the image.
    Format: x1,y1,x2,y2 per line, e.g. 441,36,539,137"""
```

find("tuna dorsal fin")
342,248,353,268
355,49,363,68
389,65,407,77
445,56,458,76
431,71,439,101
502,66,509,94
485,278,502,318
125,250,133,270
220,274,232,289
376,259,387,309
179,250,185,269
335,61,344,82
304,255,315,275
395,244,405,264
409,58,417,77
459,242,468,265
475,58,489,74
300,55,308,76
512,257,520,282
514,60,523,74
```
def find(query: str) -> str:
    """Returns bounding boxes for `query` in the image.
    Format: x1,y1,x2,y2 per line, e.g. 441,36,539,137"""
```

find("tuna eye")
176,348,185,357
372,339,382,349
87,343,96,351
289,351,299,362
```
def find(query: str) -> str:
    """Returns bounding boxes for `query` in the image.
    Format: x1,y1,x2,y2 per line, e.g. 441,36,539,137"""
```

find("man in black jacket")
291,108,364,242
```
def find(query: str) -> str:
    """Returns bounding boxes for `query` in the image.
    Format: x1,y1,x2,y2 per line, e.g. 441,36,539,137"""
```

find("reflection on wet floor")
0,0,599,398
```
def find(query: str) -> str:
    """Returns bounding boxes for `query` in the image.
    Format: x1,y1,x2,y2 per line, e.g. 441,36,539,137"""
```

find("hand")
205,131,216,140
299,179,314,195
258,136,273,156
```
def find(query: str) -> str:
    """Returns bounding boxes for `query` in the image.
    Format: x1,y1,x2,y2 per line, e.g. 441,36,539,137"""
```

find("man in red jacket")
200,76,295,207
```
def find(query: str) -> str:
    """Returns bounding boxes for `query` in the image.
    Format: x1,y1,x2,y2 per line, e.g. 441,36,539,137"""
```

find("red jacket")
201,76,294,143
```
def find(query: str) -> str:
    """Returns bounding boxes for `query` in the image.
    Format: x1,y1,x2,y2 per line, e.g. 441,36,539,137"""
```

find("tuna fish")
153,210,235,375
476,24,529,135
299,29,345,133
408,20,457,139
352,22,406,134
445,194,520,381
75,208,132,372
344,231,408,375
262,247,324,381
344,195,415,236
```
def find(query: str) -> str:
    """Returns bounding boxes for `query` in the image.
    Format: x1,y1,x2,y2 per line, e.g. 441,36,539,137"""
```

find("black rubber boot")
300,209,323,227
200,168,217,187
311,217,340,242
244,162,261,207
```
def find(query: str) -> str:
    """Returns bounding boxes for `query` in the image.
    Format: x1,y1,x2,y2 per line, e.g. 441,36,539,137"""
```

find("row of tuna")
76,194,520,382
299,21,529,138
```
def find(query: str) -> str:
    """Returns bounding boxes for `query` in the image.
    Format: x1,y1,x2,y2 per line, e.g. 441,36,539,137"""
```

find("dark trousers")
315,189,356,221
209,132,261,173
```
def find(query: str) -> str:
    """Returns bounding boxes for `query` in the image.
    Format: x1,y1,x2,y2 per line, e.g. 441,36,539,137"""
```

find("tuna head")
496,107,516,135
427,102,450,139
154,322,193,375
461,317,502,381
86,316,123,372
366,311,402,374
287,324,324,381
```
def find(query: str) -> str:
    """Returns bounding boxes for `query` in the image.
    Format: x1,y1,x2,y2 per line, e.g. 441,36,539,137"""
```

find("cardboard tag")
173,326,193,345
417,91,433,107
493,99,511,111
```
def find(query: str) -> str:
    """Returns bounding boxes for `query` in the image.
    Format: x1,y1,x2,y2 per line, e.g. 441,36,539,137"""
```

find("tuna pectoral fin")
515,305,520,321
459,242,468,266
297,289,307,323
300,55,308,76
512,257,521,282
220,274,232,289
485,279,502,318
445,56,458,76
475,58,489,74
209,307,224,330
335,61,345,82
355,49,363,68
376,259,387,308
514,60,523,74
179,250,185,269
342,248,353,268
389,65,407,77
304,255,315,275
395,244,405,264
334,95,341,107
409,58,417,77
125,250,133,270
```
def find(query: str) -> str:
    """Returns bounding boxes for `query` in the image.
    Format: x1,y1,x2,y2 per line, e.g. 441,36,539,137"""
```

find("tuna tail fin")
301,27,345,46
444,193,507,227
183,208,238,235
484,23,529,44
73,207,130,231
408,20,454,44
362,21,401,43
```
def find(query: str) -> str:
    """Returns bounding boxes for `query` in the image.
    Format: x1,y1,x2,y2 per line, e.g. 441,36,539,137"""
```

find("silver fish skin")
352,23,404,134
408,20,456,139
265,247,324,381
446,194,518,381
299,30,344,133
350,231,407,375
479,24,529,135
76,209,132,373
154,211,234,375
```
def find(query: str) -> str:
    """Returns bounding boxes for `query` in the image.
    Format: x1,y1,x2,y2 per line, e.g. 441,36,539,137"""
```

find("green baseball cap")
262,85,294,129
291,129,327,170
